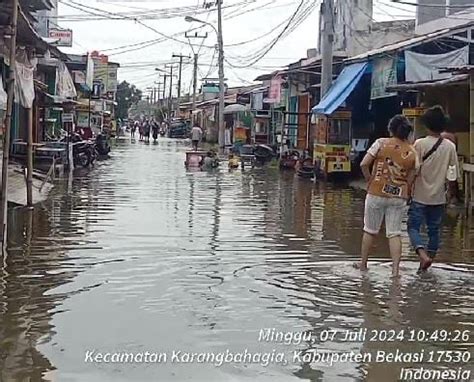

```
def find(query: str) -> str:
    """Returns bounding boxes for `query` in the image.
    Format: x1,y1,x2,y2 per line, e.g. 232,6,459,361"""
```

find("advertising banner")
371,56,397,99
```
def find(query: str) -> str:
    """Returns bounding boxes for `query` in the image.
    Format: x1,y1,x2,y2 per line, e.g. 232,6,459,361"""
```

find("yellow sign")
314,144,351,173
403,107,425,117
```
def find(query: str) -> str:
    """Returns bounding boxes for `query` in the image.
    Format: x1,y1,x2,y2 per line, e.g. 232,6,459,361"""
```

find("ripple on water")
0,139,472,382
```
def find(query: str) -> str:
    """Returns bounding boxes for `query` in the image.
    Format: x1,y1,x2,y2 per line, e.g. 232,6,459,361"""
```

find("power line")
376,0,474,22
226,0,319,68
55,0,259,21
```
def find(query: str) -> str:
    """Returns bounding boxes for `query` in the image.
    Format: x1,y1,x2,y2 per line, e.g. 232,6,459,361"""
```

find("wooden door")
297,95,309,150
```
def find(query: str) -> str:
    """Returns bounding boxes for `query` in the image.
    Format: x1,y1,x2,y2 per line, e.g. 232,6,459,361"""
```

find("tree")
116,81,142,120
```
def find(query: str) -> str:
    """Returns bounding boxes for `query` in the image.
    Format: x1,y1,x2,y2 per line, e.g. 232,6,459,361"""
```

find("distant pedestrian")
152,120,159,142
132,120,138,139
408,106,460,273
143,119,151,143
138,121,144,141
191,123,203,151
355,115,418,278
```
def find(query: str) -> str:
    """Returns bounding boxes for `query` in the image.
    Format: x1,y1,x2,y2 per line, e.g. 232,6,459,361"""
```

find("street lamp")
155,67,170,75
185,7,225,152
185,16,217,34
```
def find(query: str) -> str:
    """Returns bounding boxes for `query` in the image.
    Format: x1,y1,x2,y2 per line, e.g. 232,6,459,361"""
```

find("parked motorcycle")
65,133,97,168
254,144,274,165
95,133,111,156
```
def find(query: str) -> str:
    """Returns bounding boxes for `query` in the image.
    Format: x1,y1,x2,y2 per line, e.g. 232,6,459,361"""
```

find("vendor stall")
313,110,352,176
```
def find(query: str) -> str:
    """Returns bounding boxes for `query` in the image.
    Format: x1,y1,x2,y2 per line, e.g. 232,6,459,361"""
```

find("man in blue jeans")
408,106,459,272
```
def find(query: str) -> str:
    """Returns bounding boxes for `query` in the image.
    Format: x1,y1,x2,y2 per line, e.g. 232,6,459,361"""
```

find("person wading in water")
355,115,418,277
407,106,459,273
190,123,203,151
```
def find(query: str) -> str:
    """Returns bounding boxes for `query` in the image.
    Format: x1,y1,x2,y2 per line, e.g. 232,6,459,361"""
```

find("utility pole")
0,0,19,250
172,54,190,116
165,65,176,119
192,53,198,119
162,74,168,102
217,0,225,152
185,31,207,122
155,82,163,106
320,0,334,97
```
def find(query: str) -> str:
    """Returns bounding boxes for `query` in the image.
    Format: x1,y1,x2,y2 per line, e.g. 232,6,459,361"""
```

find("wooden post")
26,107,33,207
470,71,474,164
0,0,19,250
469,71,474,214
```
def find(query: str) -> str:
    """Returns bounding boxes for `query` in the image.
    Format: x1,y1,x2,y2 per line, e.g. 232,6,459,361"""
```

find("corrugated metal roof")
387,74,469,91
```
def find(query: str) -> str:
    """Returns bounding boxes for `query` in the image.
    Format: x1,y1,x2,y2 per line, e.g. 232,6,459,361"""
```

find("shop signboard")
264,76,282,104
107,64,118,93
77,112,90,128
314,143,351,174
93,57,109,92
48,28,73,47
62,113,74,123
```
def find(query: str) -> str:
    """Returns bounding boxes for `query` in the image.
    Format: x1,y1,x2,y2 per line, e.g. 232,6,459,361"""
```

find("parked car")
168,119,189,139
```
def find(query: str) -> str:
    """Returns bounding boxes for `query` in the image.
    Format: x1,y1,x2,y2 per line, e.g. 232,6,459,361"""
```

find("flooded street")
1,139,473,382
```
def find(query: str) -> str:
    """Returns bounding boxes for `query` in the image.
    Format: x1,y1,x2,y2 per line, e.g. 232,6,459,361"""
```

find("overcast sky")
57,0,414,95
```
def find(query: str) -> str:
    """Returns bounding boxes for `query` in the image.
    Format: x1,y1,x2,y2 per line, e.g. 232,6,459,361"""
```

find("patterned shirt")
366,138,419,199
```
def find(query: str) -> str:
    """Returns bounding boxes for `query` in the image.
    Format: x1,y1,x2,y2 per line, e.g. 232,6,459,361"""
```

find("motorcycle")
95,133,111,156
64,133,97,168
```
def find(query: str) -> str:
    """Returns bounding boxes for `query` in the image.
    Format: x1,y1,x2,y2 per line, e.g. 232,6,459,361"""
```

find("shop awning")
312,62,368,115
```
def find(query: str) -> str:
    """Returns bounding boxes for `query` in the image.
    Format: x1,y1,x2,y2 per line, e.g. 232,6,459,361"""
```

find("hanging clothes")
14,48,36,108
56,61,77,99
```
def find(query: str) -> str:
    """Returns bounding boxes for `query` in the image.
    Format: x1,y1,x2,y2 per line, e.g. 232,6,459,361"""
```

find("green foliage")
116,81,142,120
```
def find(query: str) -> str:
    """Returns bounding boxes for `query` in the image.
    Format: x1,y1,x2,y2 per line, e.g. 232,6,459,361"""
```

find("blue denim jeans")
407,202,445,258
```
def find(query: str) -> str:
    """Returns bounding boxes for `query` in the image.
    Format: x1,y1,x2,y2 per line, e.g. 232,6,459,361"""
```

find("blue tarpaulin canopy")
312,62,368,115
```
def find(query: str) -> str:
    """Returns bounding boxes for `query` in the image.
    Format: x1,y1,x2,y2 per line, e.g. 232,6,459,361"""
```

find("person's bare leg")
416,247,432,271
388,236,402,277
356,232,375,271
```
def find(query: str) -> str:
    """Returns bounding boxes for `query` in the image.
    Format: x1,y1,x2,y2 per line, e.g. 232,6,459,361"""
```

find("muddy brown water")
0,139,472,382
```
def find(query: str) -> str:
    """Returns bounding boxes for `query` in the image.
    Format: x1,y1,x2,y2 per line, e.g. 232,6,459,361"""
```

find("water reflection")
0,140,472,382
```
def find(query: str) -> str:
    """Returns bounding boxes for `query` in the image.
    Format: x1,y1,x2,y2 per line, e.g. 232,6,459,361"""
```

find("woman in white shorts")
355,115,419,277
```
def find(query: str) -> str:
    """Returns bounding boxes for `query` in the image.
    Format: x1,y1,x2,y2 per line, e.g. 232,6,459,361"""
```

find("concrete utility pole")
320,0,335,97
172,54,190,115
217,0,226,151
185,31,207,122
192,53,198,118
0,0,19,250
162,74,168,102
155,82,163,106
165,64,176,119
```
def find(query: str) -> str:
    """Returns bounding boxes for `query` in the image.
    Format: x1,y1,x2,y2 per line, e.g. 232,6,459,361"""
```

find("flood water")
0,139,473,382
